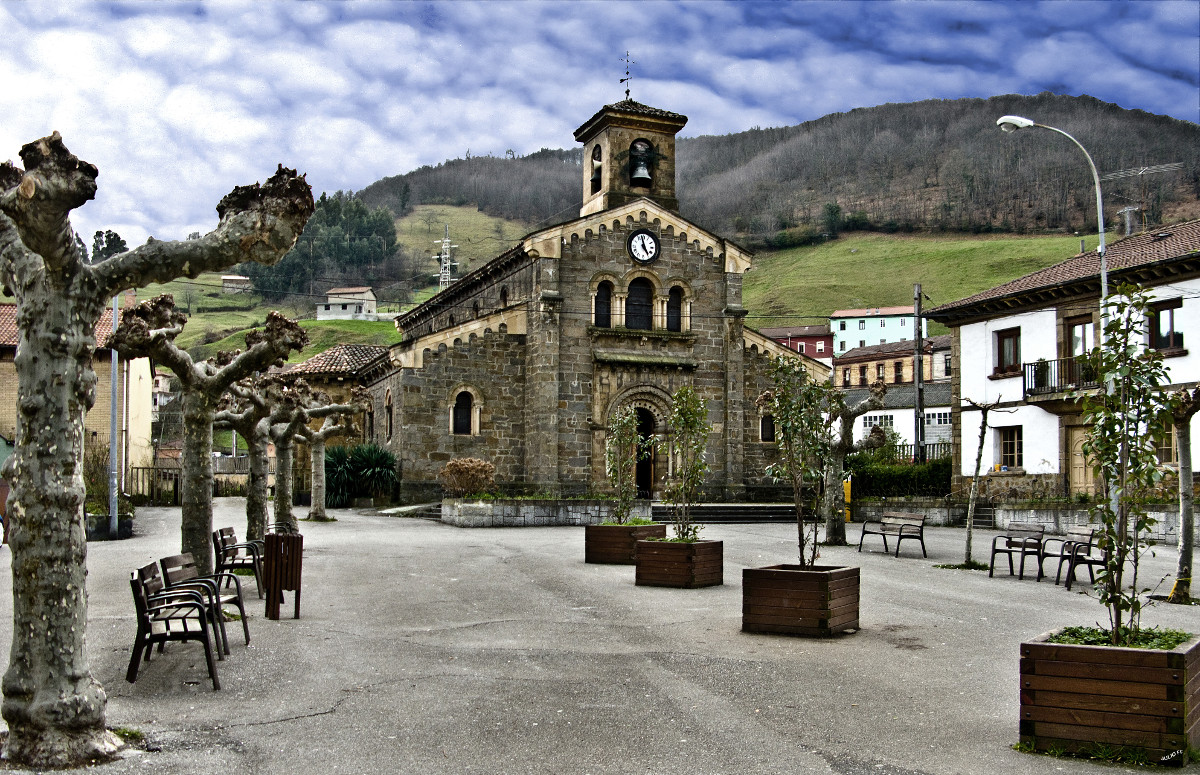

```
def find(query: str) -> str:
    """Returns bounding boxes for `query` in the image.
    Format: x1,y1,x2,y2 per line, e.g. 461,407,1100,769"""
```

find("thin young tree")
820,381,888,544
758,356,835,566
1081,285,1173,644
0,133,311,767
663,385,710,541
296,386,367,522
1167,386,1200,603
604,405,642,525
109,295,308,574
961,397,1011,566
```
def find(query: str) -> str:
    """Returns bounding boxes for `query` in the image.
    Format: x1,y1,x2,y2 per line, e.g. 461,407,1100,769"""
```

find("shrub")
348,443,399,499
82,443,134,516
438,458,496,497
324,446,354,507
846,456,951,497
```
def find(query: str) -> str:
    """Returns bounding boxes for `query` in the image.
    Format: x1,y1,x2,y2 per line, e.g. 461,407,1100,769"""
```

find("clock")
627,229,660,264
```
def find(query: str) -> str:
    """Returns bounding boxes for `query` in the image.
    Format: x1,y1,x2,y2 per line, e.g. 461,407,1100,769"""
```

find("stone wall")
441,498,651,527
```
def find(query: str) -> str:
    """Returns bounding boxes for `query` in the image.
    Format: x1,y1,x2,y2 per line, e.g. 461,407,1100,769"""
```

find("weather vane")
620,51,635,100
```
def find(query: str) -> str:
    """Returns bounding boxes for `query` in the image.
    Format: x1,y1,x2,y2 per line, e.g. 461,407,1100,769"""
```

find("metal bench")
1040,525,1096,585
858,512,927,557
989,522,1045,580
127,563,221,690
213,526,264,598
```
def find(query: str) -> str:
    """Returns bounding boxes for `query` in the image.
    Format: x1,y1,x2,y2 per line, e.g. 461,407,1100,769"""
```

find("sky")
1,0,1197,248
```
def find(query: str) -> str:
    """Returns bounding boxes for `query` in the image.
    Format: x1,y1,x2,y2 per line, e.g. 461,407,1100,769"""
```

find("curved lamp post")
996,115,1108,304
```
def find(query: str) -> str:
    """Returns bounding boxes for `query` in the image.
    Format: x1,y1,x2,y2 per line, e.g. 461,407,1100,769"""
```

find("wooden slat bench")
989,522,1045,580
857,512,927,557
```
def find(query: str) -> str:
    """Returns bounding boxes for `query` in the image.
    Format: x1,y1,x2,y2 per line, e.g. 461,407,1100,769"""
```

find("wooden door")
1068,426,1095,496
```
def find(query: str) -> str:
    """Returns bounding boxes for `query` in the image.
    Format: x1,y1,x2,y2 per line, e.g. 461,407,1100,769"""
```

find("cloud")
0,0,1192,248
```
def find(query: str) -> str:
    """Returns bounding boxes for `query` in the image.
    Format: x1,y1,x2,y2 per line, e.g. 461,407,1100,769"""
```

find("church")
366,100,828,500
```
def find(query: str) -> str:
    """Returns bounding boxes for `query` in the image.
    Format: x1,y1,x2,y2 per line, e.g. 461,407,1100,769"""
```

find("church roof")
285,343,388,376
574,100,688,141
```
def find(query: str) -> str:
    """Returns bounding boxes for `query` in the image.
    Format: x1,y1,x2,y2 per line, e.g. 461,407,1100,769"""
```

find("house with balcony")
925,220,1200,499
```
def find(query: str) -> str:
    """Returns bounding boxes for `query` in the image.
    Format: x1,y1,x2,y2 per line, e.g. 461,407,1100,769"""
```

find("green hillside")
188,319,402,365
743,232,1100,332
394,204,530,279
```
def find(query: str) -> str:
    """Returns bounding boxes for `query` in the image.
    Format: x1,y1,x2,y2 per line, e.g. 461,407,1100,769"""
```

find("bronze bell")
590,161,602,187
630,158,651,187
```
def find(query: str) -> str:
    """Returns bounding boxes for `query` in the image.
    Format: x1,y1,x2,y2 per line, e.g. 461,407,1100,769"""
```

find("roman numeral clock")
627,228,659,264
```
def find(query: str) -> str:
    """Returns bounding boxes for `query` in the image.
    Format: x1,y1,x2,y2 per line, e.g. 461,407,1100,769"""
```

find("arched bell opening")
635,407,656,499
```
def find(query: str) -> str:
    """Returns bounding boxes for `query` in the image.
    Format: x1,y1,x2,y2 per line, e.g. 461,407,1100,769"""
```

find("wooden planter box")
1020,630,1200,766
634,540,723,588
585,523,667,564
742,565,859,637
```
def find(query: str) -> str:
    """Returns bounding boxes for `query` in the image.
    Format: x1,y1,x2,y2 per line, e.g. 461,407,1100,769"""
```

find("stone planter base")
585,523,667,564
86,513,133,541
1020,630,1200,766
742,565,859,637
634,540,723,588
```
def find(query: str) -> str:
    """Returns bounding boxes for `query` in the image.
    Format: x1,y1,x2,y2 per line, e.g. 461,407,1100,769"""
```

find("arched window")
626,278,653,330
385,391,394,440
452,391,473,436
595,281,613,328
500,286,509,307
667,286,683,332
760,414,776,443
590,145,602,195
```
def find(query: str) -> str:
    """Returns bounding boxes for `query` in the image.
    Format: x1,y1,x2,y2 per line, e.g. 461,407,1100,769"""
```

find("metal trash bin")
264,532,303,620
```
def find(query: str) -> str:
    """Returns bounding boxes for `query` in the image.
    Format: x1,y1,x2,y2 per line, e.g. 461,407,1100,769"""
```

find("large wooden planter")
1020,630,1200,766
634,540,723,588
742,565,859,637
585,523,667,564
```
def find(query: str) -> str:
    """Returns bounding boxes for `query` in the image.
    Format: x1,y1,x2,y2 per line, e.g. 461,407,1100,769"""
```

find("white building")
847,383,953,457
925,220,1200,497
317,287,378,321
830,305,927,354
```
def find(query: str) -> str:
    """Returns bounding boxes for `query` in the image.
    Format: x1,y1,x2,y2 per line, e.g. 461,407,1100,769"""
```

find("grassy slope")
186,318,402,365
742,232,1099,333
394,204,530,279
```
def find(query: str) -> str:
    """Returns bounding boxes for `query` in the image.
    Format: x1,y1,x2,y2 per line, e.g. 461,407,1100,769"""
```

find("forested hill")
358,92,1199,240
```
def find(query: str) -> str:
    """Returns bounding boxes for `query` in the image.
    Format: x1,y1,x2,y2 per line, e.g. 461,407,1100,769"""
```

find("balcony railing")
1023,356,1100,398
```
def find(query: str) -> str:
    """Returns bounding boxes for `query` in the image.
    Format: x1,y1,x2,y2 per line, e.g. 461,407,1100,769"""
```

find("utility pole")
434,224,459,290
913,283,926,464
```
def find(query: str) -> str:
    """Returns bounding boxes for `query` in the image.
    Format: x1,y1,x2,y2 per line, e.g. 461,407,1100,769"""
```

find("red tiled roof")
830,306,915,318
837,334,950,361
286,343,388,376
927,220,1200,318
757,325,831,338
0,304,116,349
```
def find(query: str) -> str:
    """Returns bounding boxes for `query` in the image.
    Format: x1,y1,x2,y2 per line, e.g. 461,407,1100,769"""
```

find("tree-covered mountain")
357,93,1199,242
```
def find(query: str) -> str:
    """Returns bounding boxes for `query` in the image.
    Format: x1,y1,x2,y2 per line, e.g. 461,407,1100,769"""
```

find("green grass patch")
184,318,401,364
1047,626,1192,650
598,517,658,526
934,560,989,571
110,726,144,744
743,232,1099,332
394,204,530,279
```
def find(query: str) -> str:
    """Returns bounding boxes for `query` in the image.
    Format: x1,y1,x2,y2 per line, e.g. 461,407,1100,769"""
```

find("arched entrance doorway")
635,408,656,498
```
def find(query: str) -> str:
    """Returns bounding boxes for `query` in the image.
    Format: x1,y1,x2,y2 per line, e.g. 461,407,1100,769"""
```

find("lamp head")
997,115,1035,133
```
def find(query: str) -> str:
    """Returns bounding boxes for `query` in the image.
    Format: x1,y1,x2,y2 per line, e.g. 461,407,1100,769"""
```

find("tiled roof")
573,100,688,140
0,304,116,349
841,382,953,409
757,325,830,338
286,344,388,376
927,220,1200,319
830,306,915,318
837,334,951,361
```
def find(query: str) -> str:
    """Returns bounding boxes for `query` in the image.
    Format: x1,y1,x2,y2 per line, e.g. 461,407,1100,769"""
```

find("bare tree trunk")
821,452,848,543
246,423,271,542
309,436,328,521
0,133,311,767
964,402,995,564
1170,413,1195,603
273,436,297,533
181,392,217,574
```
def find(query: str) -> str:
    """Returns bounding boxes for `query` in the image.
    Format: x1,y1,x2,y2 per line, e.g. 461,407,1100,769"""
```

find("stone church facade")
367,101,828,500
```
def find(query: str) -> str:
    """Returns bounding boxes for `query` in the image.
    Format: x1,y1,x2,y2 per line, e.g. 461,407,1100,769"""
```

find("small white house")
317,287,378,321
846,383,953,458
925,220,1200,497
221,275,252,294
830,305,927,354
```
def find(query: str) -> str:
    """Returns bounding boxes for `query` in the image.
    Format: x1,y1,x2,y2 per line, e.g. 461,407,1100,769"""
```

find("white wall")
959,308,1058,405
958,403,1060,476
853,405,952,448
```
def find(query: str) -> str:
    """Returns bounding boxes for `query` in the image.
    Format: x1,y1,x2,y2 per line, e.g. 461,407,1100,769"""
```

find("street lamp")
996,115,1108,304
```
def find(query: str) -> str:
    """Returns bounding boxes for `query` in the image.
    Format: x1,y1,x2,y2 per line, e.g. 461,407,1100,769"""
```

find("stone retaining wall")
441,498,651,528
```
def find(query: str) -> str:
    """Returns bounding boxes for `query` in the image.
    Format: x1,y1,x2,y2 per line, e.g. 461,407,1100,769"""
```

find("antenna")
433,224,459,289
1100,162,1184,234
620,51,635,100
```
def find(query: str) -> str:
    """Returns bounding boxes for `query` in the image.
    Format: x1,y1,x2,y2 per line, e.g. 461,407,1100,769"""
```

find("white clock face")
628,230,659,264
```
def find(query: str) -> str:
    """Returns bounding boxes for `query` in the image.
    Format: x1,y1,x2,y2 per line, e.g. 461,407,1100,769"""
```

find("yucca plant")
348,443,399,499
324,445,354,508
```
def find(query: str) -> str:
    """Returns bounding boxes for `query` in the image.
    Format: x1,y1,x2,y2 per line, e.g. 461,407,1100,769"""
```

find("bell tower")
573,100,687,217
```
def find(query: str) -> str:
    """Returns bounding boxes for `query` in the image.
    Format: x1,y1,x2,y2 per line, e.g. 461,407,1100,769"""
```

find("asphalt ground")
0,499,1197,774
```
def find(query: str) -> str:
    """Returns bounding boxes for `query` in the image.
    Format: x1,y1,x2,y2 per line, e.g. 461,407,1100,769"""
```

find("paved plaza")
0,499,1196,774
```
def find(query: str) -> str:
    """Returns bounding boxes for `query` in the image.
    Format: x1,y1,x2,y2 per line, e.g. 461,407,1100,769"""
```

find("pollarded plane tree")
268,380,364,532
295,386,368,522
108,295,308,574
819,381,888,545
214,376,278,542
0,133,312,768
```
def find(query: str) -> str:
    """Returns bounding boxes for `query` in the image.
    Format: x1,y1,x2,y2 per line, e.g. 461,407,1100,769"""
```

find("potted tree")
635,386,722,588
586,406,663,564
1019,287,1198,765
743,356,859,637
